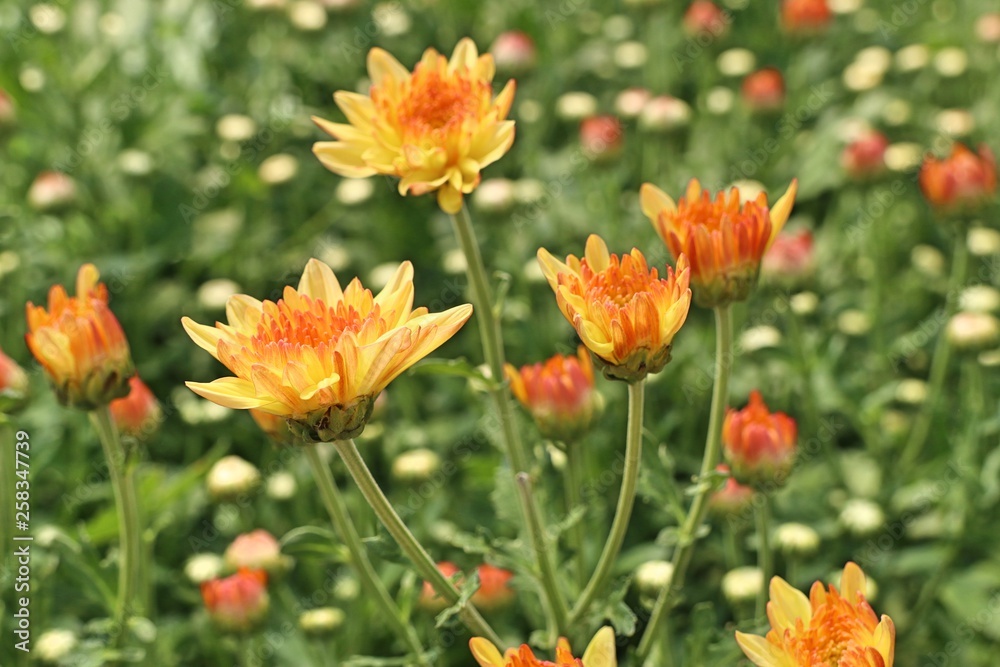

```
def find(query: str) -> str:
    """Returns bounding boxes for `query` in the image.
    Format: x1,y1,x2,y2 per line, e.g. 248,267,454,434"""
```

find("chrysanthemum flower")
312,38,516,214
640,178,797,308
537,235,691,383
201,568,270,632
736,562,895,667
505,345,602,441
919,143,996,213
722,390,797,488
25,264,135,409
470,626,617,667
182,259,472,442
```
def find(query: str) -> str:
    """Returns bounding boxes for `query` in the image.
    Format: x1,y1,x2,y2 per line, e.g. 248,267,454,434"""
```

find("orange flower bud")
471,564,515,611
27,171,77,211
490,31,537,74
505,346,602,441
708,464,755,518
841,131,889,181
580,116,623,162
741,68,786,113
25,264,135,409
762,229,814,283
684,1,729,38
225,530,286,574
0,346,29,413
419,561,460,613
723,391,797,488
919,143,996,213
109,376,162,440
781,0,832,34
201,568,269,632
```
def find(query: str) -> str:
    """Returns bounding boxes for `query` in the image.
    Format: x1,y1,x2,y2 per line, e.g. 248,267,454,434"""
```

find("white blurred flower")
895,44,930,71
36,629,77,663
185,553,225,584
197,279,241,310
717,48,756,77
336,178,374,206
895,378,927,405
556,92,598,121
933,48,967,77
207,455,261,502
740,325,782,353
30,4,66,34
967,228,1000,257
267,471,297,500
706,87,734,115
790,291,819,315
300,607,346,635
442,248,467,275
289,1,327,30
840,498,885,537
614,42,648,69
960,285,1000,313
216,114,257,142
884,142,923,171
391,449,442,483
910,244,945,277
118,149,154,176
837,310,871,336
368,262,401,290
472,178,515,214
259,154,299,185
373,3,410,36
775,522,820,556
635,560,675,595
947,312,1000,351
722,566,764,603
936,109,975,138
615,88,652,118
639,96,691,132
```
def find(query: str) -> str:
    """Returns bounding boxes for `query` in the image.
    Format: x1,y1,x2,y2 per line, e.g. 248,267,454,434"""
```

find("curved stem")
334,439,502,645
563,441,588,590
90,407,143,625
637,305,733,662
303,446,429,665
516,472,569,636
568,379,645,625
901,237,968,470
754,493,773,622
450,205,530,474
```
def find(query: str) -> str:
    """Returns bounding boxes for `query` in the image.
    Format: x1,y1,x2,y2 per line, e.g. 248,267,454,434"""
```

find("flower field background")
2,0,1000,665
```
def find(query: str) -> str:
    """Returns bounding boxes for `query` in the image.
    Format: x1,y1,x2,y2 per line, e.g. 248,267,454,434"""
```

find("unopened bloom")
919,143,996,213
182,258,472,442
736,562,895,667
27,171,77,210
723,390,797,488
419,562,515,612
489,31,536,73
0,346,29,413
470,626,617,667
537,235,692,382
312,38,516,214
709,464,755,517
201,568,270,632
684,1,729,38
781,0,832,34
505,345,602,441
741,68,786,112
207,455,261,502
299,607,346,635
762,229,814,283
641,179,797,307
723,566,765,604
225,529,285,573
580,116,623,161
842,131,889,180
947,311,1000,351
109,376,162,440
26,264,135,409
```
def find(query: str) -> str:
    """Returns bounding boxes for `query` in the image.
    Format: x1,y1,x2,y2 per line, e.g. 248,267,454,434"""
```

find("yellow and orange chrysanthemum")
736,562,895,667
313,38,516,214
182,259,472,442
537,235,691,382
25,264,135,409
640,179,797,308
505,345,602,440
470,627,617,667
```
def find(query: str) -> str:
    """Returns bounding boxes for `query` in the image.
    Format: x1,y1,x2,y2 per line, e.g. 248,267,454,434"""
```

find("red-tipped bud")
919,143,996,213
580,116,623,162
741,68,786,113
762,230,815,283
224,530,286,574
109,376,162,440
723,391,797,488
684,1,729,38
201,569,269,632
490,31,537,74
842,131,889,181
781,0,832,34
709,464,756,518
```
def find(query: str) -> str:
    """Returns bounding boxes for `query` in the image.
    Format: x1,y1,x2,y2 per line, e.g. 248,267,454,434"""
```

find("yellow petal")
766,179,798,249
536,247,574,290
372,261,415,324
333,91,376,130
311,116,371,143
76,263,100,297
437,184,464,213
768,576,812,633
449,37,479,71
873,615,896,667
185,378,274,410
839,561,866,603
584,234,610,272
469,638,505,667
685,178,703,202
182,317,227,360
735,632,788,667
225,295,263,334
298,258,344,306
313,142,378,178
640,183,676,220
582,627,617,667
367,47,410,85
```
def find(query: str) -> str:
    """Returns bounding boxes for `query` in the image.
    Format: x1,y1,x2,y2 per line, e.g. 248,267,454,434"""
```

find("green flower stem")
568,378,645,626
449,205,531,474
637,304,734,663
516,472,570,637
901,237,969,470
563,441,588,590
89,406,142,623
334,439,502,645
754,493,773,622
451,204,567,627
303,446,429,666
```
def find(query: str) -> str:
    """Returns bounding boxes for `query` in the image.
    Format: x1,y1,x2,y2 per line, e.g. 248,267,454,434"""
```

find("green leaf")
279,525,346,560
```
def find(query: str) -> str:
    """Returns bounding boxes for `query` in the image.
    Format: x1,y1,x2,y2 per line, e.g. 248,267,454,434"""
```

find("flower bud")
634,560,675,595
185,553,225,584
580,116,623,162
775,522,820,556
472,178,516,214
109,376,162,441
683,1,728,39
505,346,602,441
266,471,297,500
709,464,756,518
36,629,77,663
919,143,997,214
0,346,29,413
762,229,814,283
201,568,270,632
489,31,536,74
418,561,460,613
27,171,77,211
946,311,1000,351
472,564,515,611
299,607,346,636
207,455,261,502
976,13,1000,43
741,68,786,113
225,529,287,574
841,130,889,181
781,0,832,34
639,95,692,132
723,391,797,489
839,498,885,537
391,448,442,483
722,566,764,604
615,87,652,119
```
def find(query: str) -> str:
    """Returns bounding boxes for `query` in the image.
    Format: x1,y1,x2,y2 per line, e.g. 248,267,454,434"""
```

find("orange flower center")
251,293,381,353
674,190,770,236
385,62,489,139
582,254,659,309
784,595,877,666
